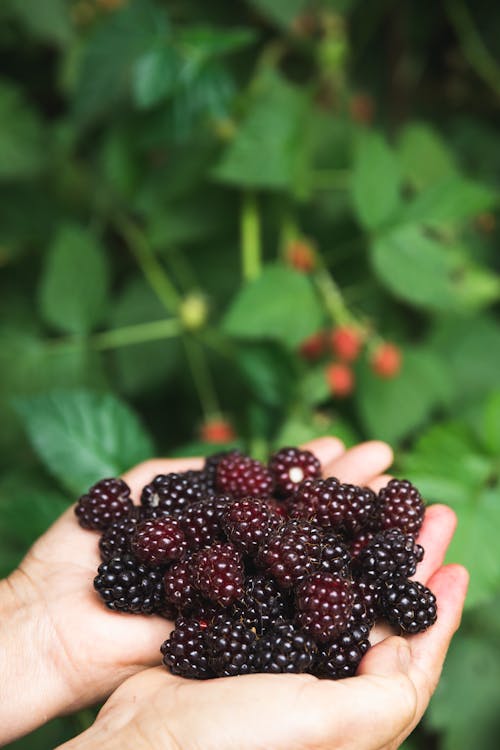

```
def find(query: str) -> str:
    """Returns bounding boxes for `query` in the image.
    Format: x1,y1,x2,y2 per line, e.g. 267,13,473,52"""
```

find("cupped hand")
1,436,393,743
57,448,468,750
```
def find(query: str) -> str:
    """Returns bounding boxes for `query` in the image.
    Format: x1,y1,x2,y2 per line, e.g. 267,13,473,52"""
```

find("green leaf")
222,266,324,348
427,634,500,750
15,390,154,495
213,72,309,190
399,177,496,226
178,26,256,61
275,414,357,450
301,366,331,406
372,225,500,312
482,391,500,456
398,123,457,189
9,0,73,46
356,349,450,443
0,80,45,179
39,224,109,334
236,342,298,408
247,0,308,27
351,131,401,230
132,46,179,109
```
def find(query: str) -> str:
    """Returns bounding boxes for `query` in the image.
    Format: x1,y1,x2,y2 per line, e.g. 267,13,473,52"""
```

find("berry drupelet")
378,479,425,536
295,572,354,643
192,542,245,607
255,621,316,673
161,617,213,679
355,528,424,583
268,447,321,499
380,577,437,634
75,478,133,531
215,453,273,499
94,554,164,614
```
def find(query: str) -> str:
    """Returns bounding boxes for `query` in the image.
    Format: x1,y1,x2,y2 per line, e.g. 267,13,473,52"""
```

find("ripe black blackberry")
378,479,425,535
141,473,206,518
161,617,213,679
75,478,133,531
231,574,290,635
205,616,257,676
204,451,241,490
268,447,321,499
182,469,215,497
99,507,143,561
349,531,376,559
94,554,164,614
255,621,316,673
216,453,273,499
222,498,279,556
257,519,350,589
179,495,229,552
350,579,380,626
163,557,199,613
131,517,187,566
314,622,371,679
289,478,378,538
381,577,437,633
355,528,424,583
296,573,353,643
192,542,245,607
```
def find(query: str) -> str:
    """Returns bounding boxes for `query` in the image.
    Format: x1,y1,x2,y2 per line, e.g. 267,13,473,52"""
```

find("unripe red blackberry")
222,497,279,556
99,507,143,561
205,616,257,676
314,622,371,679
161,617,213,679
330,327,362,362
268,447,321,499
378,479,425,535
257,520,350,589
131,517,187,566
355,528,424,583
75,478,132,531
371,343,402,379
141,473,206,518
380,577,437,633
325,362,354,398
94,554,164,614
231,574,290,635
290,478,378,538
216,453,273,499
296,573,353,643
192,542,244,607
255,621,317,673
179,495,230,551
299,331,327,361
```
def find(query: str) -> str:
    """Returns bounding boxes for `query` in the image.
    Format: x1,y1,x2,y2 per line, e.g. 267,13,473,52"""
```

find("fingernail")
398,642,411,672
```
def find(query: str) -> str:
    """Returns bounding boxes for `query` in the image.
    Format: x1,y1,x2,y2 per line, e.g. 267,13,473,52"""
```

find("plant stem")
241,192,262,282
48,319,181,353
183,336,220,420
115,213,181,314
313,267,354,326
446,0,500,99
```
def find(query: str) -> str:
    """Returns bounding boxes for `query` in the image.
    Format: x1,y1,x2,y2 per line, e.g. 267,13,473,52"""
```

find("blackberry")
75,478,132,531
231,574,290,635
205,617,257,676
141,473,206,518
222,498,279,556
290,478,378,538
99,507,143,561
131,517,187,566
216,454,273,500
255,621,316,673
193,542,244,607
314,622,371,679
257,520,349,589
182,469,215,497
350,531,376,559
296,573,353,643
381,577,437,633
268,447,321,499
350,579,380,626
378,479,425,535
204,450,241,489
355,528,424,583
161,617,213,679
94,554,164,614
179,495,230,551
164,557,199,613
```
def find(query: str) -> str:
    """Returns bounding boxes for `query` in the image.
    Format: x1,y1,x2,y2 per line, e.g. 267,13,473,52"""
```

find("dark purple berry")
231,574,290,635
99,507,143,561
269,447,321,499
381,577,437,633
314,622,371,679
94,554,164,614
378,479,425,535
255,621,316,673
163,556,199,614
216,454,273,499
161,617,213,679
192,542,244,607
75,478,132,531
355,528,424,583
141,473,206,518
179,495,230,551
131,517,187,566
205,617,257,676
295,573,353,643
222,497,279,556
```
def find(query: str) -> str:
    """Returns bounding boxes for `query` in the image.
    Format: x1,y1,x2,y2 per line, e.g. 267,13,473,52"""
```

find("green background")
2,0,500,747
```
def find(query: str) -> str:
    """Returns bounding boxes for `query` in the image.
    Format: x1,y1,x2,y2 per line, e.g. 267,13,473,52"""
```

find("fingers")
301,437,345,470
122,457,204,500
326,441,393,485
368,474,393,492
413,505,457,585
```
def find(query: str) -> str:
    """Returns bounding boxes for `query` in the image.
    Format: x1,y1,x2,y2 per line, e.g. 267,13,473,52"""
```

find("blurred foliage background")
2,0,500,747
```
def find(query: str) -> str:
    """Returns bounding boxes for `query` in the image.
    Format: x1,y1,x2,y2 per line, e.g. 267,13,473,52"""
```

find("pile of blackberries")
75,447,437,680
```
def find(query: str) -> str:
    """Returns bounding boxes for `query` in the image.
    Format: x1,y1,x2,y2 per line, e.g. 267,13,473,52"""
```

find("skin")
0,438,468,750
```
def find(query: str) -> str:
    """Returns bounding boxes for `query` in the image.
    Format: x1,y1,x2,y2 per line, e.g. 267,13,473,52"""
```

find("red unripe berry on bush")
325,362,354,397
285,240,316,273
200,419,236,444
299,331,327,361
331,326,362,362
371,343,402,379
349,93,375,125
